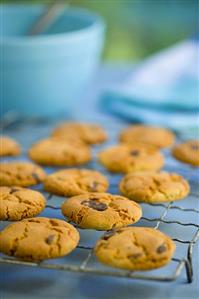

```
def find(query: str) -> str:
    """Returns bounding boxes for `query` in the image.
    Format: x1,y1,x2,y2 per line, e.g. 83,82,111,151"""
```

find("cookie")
98,144,164,173
0,217,79,261
28,138,92,166
0,186,46,221
94,226,175,270
51,122,107,145
119,125,175,148
44,168,109,197
0,161,46,187
119,171,190,203
172,140,199,166
61,193,142,230
0,136,21,157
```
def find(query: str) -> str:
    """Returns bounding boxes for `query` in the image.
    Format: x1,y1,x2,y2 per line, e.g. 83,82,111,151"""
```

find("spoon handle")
28,1,66,36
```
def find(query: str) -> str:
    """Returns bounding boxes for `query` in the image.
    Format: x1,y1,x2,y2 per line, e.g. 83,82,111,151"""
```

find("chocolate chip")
156,244,167,253
130,150,139,156
191,144,199,151
90,181,98,192
57,176,66,181
82,200,108,211
128,253,142,259
102,230,116,240
9,187,19,194
10,249,15,256
32,172,40,183
45,235,55,245
115,228,124,234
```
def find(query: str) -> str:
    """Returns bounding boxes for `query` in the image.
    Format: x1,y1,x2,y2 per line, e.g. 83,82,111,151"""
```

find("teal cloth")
101,40,199,136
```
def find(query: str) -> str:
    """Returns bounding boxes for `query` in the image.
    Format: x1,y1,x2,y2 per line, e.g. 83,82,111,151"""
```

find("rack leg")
185,260,193,283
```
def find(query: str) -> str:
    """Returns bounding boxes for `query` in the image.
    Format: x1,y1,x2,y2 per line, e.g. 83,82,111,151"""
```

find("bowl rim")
0,4,105,45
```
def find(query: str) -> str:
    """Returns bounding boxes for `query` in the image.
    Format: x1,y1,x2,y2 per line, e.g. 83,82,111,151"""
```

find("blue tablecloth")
0,64,199,299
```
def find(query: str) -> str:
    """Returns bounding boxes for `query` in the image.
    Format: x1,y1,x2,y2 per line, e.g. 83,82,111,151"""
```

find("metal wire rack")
0,114,199,284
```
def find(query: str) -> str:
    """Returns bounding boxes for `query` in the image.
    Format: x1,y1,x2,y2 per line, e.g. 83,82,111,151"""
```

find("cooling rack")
0,114,199,284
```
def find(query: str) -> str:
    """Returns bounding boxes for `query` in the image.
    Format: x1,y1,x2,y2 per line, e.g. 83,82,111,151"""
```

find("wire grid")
0,115,199,284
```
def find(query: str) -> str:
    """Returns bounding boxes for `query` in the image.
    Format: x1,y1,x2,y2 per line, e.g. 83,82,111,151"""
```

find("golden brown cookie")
28,138,92,166
119,171,190,203
0,161,46,187
98,144,164,173
172,140,199,166
119,125,175,148
44,168,109,197
51,122,107,144
0,217,79,261
61,193,142,230
0,136,21,157
0,186,46,221
94,226,176,270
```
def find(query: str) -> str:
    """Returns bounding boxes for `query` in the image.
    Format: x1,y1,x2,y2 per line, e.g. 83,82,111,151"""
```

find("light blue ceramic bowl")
1,4,105,116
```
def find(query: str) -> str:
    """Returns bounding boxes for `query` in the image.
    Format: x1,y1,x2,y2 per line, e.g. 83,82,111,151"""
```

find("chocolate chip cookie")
28,138,92,166
44,168,109,197
61,193,142,230
0,186,46,221
94,226,176,270
172,140,199,166
0,136,21,157
119,125,175,148
0,217,80,261
98,144,164,173
119,171,190,203
0,161,46,187
51,122,107,144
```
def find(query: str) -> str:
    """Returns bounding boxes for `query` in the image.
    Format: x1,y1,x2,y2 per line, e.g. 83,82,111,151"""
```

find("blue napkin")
101,39,199,136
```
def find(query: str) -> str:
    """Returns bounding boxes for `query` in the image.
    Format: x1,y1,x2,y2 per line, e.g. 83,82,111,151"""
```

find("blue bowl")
0,4,105,117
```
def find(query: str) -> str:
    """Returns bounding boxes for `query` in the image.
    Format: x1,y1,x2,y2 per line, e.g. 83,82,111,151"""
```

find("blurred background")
1,0,198,127
2,0,199,61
